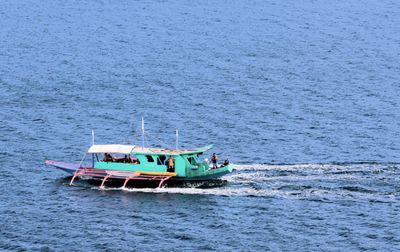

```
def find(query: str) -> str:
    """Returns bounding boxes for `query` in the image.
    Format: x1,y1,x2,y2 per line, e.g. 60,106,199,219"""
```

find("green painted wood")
93,149,233,179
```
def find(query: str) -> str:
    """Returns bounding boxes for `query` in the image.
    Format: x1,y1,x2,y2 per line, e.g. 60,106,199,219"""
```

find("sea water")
0,0,399,251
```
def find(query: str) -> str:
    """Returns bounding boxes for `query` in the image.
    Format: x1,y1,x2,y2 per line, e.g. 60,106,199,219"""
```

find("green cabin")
87,144,233,181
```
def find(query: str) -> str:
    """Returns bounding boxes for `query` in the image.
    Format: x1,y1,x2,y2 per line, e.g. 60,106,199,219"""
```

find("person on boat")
211,153,218,169
102,154,107,162
103,153,113,162
167,156,175,172
123,155,131,163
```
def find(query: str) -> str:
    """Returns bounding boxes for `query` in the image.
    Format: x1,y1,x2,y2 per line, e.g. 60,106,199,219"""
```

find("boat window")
158,155,166,165
187,157,197,165
146,155,154,162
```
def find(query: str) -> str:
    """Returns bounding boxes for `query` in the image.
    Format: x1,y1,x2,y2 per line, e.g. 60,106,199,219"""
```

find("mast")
176,129,179,150
91,129,95,167
141,116,145,149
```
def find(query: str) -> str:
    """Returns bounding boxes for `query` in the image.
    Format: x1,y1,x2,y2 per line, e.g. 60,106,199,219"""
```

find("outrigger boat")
45,123,234,188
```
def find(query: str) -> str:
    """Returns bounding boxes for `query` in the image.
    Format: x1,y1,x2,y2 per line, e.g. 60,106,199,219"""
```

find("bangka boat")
45,144,234,189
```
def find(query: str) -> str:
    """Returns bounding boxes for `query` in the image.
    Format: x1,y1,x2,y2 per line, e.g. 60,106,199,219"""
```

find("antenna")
92,129,95,145
175,129,179,150
141,116,145,149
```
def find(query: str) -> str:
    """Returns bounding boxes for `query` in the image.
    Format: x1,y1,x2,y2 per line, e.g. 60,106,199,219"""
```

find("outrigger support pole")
100,175,111,189
121,172,141,189
157,176,172,188
121,178,130,189
70,169,80,186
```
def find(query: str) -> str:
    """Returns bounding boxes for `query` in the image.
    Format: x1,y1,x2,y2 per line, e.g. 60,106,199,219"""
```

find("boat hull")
45,160,234,183
44,160,81,174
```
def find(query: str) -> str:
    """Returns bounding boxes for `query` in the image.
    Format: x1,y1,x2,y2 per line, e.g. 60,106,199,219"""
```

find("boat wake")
89,163,400,202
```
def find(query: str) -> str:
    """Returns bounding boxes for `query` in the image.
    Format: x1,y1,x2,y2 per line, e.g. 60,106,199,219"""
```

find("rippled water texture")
1,0,400,251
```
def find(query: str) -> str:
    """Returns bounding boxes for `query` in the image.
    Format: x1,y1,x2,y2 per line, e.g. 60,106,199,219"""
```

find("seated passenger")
103,153,113,162
102,153,108,162
124,155,131,163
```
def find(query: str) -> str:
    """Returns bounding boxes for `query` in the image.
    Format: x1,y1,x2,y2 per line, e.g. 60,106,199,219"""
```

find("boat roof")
87,144,212,155
88,144,135,154
131,145,212,155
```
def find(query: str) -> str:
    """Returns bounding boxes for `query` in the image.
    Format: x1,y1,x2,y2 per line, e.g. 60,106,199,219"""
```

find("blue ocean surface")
1,0,400,251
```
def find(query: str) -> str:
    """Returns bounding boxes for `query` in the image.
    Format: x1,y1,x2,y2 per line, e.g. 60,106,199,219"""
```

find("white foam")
89,163,399,202
99,186,271,197
94,186,397,202
233,163,391,172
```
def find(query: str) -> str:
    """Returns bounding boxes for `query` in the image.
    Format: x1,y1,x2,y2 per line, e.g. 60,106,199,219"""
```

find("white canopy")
87,144,135,154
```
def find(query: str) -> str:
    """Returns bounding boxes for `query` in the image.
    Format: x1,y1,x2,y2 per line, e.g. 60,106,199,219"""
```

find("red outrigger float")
45,160,175,189
70,169,173,189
